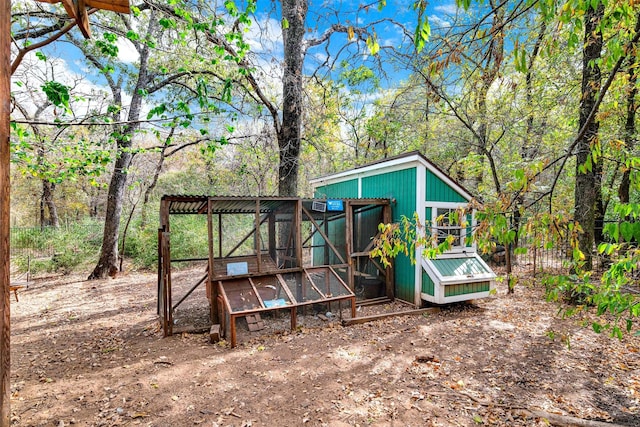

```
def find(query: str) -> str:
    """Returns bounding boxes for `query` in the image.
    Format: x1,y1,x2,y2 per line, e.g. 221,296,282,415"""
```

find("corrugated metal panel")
314,179,359,198
361,168,417,303
161,195,300,215
425,170,467,203
445,281,490,297
431,257,490,277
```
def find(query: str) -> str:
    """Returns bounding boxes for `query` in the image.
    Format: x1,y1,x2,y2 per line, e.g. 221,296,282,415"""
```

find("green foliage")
413,0,430,52
371,208,470,267
41,81,70,113
11,222,103,274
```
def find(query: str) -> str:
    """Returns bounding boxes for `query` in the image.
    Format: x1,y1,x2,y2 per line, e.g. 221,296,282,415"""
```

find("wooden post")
345,201,354,291
1,0,11,423
208,199,218,324
255,199,261,272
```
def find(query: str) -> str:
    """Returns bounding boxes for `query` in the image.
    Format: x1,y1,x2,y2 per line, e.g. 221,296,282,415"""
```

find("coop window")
432,207,465,249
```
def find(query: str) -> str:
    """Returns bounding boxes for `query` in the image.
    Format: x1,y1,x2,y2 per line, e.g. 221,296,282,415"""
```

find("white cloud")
433,3,460,15
116,38,140,63
429,14,452,29
247,15,283,56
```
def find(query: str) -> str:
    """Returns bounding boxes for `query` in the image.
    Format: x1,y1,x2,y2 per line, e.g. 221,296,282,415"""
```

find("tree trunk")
619,56,638,205
278,0,307,197
88,16,156,279
41,180,59,228
574,2,604,271
88,143,132,279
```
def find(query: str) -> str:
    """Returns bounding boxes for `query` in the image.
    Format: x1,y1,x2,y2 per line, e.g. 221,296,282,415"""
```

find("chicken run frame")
157,195,392,347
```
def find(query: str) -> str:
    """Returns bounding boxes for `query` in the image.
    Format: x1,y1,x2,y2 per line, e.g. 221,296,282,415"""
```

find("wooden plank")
37,0,130,13
255,200,261,272
341,307,440,326
1,0,11,419
74,0,92,38
356,297,390,307
345,201,354,292
294,199,303,267
85,0,130,13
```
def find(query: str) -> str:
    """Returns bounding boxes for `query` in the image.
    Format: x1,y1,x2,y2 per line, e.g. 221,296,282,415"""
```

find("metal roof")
160,195,390,216
161,195,300,215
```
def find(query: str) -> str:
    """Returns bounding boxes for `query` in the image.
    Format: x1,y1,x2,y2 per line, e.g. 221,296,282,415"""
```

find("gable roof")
309,151,475,202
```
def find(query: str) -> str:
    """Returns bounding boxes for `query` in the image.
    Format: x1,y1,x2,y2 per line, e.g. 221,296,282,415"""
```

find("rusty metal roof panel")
161,195,390,215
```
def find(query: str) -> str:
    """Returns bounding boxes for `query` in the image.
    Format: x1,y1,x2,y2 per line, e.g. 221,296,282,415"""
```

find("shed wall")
425,169,468,203
361,168,417,303
314,179,359,199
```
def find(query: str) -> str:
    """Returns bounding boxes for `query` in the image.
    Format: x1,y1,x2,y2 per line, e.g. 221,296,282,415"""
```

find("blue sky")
13,0,464,121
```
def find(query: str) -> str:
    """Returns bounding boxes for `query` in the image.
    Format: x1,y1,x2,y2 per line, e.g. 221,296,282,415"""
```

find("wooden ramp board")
246,314,265,331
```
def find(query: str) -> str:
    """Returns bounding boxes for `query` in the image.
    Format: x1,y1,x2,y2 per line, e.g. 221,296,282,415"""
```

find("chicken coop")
310,151,497,306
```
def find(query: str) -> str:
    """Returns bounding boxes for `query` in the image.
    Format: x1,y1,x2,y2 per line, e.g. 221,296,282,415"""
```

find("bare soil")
9,266,640,426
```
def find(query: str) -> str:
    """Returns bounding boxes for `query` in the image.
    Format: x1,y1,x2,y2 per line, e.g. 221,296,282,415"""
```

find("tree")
573,1,604,271
82,12,162,278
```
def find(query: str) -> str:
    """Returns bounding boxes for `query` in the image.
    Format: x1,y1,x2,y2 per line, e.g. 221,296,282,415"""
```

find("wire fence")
511,224,610,275
10,222,104,259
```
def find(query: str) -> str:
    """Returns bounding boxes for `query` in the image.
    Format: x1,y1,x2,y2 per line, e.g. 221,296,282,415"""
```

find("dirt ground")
8,266,640,427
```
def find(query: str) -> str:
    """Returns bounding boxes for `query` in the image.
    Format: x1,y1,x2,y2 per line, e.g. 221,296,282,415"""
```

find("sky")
11,0,464,123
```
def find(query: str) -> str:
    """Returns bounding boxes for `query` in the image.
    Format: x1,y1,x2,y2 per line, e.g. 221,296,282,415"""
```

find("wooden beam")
37,0,129,14
85,0,129,13
74,0,92,38
35,0,131,39
341,307,440,326
1,0,11,422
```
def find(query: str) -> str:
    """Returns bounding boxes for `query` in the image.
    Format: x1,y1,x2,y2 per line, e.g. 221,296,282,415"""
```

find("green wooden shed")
309,151,496,306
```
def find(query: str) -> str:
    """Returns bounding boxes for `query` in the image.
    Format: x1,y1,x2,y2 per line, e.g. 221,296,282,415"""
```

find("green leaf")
35,51,47,61
414,16,430,52
633,222,640,242
159,18,176,29
366,35,380,55
95,40,119,57
126,30,140,41
282,18,289,29
514,247,528,255
41,81,71,111
620,222,633,242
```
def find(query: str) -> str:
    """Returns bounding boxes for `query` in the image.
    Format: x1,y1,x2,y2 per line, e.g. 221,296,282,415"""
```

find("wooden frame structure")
157,195,392,346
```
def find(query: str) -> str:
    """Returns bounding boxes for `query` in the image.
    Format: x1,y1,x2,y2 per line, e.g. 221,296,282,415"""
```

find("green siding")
422,271,435,296
313,179,357,267
361,168,417,303
312,217,346,266
444,281,490,297
314,179,359,199
361,168,416,221
425,170,467,203
430,257,490,277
